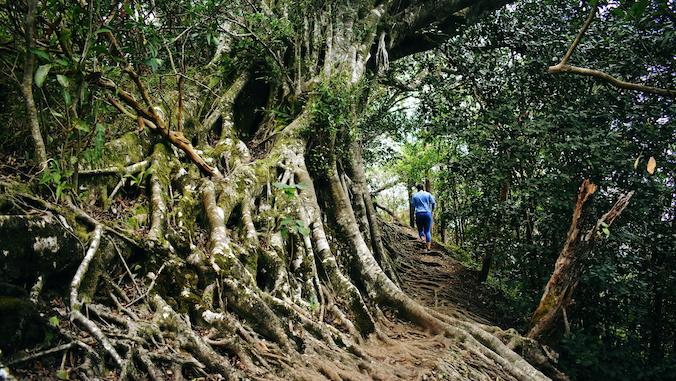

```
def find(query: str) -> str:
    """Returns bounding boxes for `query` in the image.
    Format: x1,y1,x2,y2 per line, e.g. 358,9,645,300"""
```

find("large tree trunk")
1,1,565,380
528,180,633,342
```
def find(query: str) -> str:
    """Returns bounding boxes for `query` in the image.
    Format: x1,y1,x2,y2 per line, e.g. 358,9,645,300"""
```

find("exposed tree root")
1,105,562,381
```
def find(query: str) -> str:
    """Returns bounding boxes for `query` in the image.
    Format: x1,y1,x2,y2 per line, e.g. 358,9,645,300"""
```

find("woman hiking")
411,184,436,252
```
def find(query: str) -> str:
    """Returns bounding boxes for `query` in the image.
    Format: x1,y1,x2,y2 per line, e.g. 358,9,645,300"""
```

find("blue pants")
415,212,433,243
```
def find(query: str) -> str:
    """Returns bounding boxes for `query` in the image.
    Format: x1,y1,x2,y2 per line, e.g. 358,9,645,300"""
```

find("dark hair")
416,184,424,191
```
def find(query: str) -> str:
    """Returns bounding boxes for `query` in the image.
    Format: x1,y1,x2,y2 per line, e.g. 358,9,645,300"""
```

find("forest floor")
6,218,523,381
272,221,522,381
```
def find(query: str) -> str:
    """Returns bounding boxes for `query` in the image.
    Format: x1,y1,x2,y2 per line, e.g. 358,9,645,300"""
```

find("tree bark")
21,0,48,168
528,180,633,342
346,139,398,283
407,183,415,228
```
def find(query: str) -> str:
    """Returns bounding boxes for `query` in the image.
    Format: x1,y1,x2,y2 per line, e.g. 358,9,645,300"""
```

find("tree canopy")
0,0,673,380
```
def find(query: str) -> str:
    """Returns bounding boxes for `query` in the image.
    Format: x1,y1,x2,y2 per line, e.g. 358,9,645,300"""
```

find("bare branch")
559,5,597,67
549,64,676,97
99,77,219,177
549,5,675,97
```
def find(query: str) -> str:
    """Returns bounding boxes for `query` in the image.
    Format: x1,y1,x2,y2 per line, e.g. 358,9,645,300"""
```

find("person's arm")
430,194,436,211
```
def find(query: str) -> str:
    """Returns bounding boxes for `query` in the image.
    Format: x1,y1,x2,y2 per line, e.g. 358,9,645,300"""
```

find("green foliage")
271,182,310,238
390,140,440,186
55,369,69,380
279,217,311,239
304,76,361,177
48,315,59,327
364,1,675,379
40,160,73,203
82,123,106,164
272,181,306,198
34,64,52,88
127,168,148,190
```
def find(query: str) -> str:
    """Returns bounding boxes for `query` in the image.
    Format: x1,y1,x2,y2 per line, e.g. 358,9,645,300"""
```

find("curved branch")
548,5,675,97
558,5,597,67
548,64,676,97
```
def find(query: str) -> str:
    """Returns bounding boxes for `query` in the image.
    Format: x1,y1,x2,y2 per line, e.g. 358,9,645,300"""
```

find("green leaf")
48,315,59,327
31,48,50,61
63,89,72,106
629,0,649,19
56,369,69,380
40,171,51,185
123,2,133,16
95,27,112,35
34,64,52,88
55,184,63,202
145,57,163,72
297,225,311,237
55,58,70,67
56,74,70,88
75,120,91,133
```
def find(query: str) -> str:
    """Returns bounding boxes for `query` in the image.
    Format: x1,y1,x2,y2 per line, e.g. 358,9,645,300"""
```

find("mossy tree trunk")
1,1,565,380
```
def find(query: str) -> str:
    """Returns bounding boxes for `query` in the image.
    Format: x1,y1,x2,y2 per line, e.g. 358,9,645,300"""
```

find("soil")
265,222,522,381
6,221,522,381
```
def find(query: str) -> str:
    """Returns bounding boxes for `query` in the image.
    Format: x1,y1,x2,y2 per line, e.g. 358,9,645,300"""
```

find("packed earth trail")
225,220,557,381
1,213,558,381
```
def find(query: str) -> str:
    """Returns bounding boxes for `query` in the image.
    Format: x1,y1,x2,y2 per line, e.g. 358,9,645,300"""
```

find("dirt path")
279,222,520,381
7,221,520,381
383,222,508,326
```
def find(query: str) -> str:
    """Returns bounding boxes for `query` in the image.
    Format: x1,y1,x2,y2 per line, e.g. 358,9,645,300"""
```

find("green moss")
0,296,47,353
531,291,559,323
302,75,362,178
79,239,116,303
102,132,147,167
148,143,173,185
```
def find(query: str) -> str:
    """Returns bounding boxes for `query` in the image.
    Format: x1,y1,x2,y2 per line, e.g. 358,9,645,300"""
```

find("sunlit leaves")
34,64,52,87
56,74,70,88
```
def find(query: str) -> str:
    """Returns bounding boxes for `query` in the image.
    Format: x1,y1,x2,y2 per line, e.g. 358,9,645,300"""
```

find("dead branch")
528,180,634,341
6,343,74,365
584,190,635,241
371,180,400,196
125,263,166,307
374,202,399,220
100,76,217,176
549,64,676,97
96,27,220,176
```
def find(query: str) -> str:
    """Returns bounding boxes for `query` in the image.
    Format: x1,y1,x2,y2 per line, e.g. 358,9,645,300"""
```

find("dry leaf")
647,156,656,175
633,155,641,170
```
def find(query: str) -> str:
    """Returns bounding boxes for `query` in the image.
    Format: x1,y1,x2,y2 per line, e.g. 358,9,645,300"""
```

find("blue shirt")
411,191,436,214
